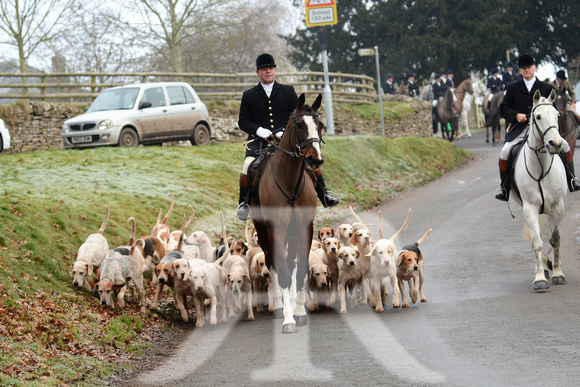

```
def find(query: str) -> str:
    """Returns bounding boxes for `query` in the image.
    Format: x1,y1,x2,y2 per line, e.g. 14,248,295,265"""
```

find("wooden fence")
0,71,377,105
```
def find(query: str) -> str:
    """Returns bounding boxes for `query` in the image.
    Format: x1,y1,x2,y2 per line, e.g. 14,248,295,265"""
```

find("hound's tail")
389,208,411,242
416,228,432,247
97,205,110,234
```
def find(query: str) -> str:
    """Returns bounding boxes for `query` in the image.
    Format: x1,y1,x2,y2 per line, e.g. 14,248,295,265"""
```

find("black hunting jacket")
500,78,554,142
238,81,298,157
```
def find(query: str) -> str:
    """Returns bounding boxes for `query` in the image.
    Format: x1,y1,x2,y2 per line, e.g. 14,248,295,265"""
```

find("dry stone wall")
0,99,432,154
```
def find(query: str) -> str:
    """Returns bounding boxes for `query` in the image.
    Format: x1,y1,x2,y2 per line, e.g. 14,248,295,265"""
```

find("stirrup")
494,187,509,202
570,177,580,192
322,192,341,208
236,203,250,221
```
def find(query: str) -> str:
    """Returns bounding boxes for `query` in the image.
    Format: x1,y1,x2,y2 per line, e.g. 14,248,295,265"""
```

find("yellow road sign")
305,0,338,27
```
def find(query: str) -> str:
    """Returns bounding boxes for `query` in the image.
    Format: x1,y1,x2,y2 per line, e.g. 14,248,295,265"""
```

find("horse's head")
284,93,325,172
554,91,569,114
531,89,563,154
446,88,457,105
465,78,474,95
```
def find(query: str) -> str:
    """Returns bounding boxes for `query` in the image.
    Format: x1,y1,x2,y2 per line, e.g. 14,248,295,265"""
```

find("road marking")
344,312,447,384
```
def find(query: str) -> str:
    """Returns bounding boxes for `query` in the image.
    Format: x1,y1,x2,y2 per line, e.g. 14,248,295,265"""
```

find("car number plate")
71,136,92,144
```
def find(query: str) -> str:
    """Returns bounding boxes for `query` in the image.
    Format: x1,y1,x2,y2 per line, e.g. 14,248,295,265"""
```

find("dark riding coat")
499,77,555,142
238,81,298,157
432,81,447,101
502,70,519,90
487,76,503,94
407,81,419,98
382,81,396,95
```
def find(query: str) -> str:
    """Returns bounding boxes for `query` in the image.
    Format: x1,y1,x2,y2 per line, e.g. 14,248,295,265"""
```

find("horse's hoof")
533,281,549,291
295,315,308,326
273,308,284,318
486,139,489,143
552,276,566,285
547,260,553,271
282,323,298,334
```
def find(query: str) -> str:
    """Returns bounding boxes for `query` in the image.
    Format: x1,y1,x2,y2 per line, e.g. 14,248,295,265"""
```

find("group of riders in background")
381,63,580,142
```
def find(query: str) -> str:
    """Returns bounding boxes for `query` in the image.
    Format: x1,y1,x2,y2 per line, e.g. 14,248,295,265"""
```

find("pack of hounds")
71,194,432,327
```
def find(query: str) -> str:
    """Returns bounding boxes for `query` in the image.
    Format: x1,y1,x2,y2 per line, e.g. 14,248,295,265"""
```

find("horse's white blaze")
304,115,323,160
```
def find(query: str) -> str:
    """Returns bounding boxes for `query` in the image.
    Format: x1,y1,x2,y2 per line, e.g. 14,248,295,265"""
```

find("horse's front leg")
523,204,549,290
270,271,284,318
547,215,566,285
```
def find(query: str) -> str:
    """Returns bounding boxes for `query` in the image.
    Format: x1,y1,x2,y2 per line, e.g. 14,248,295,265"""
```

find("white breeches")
500,128,570,160
242,156,256,174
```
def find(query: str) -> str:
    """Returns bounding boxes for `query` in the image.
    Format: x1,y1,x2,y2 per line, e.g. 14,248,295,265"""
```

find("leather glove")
256,127,272,139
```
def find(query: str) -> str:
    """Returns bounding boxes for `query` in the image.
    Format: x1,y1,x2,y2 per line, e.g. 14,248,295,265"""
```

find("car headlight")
62,123,70,133
98,119,113,131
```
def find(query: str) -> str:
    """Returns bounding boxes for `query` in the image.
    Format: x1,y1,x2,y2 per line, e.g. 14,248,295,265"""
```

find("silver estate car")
0,118,11,153
62,82,211,148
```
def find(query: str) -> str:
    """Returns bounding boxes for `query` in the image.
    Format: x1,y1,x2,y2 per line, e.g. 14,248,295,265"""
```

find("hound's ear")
312,94,322,111
349,232,357,245
396,252,405,266
255,261,260,273
86,263,93,276
183,269,191,281
243,274,251,283
330,228,335,238
548,88,556,103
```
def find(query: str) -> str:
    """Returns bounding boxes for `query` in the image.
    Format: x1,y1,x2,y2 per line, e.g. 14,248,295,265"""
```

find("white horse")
472,80,487,128
456,91,474,139
512,89,567,290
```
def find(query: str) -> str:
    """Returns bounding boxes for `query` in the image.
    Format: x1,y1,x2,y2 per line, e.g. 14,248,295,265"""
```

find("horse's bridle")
528,102,559,151
267,111,323,204
265,111,323,159
523,102,559,214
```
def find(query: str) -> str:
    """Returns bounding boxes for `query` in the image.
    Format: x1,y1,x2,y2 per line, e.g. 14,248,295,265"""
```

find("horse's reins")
266,111,322,244
523,102,559,214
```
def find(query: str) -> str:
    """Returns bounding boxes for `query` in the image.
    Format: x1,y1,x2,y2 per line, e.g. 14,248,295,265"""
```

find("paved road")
130,129,580,386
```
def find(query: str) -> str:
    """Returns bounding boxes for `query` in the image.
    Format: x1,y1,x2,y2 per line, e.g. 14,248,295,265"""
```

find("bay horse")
483,91,503,144
453,78,474,139
555,91,578,157
250,93,324,333
435,88,458,142
511,89,567,290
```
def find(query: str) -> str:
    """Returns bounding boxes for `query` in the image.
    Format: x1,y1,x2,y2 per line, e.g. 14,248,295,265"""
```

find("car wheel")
191,124,210,145
119,128,139,147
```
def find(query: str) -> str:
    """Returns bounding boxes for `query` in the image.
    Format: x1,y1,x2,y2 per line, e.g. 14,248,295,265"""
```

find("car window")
167,86,195,105
142,87,166,107
87,87,140,112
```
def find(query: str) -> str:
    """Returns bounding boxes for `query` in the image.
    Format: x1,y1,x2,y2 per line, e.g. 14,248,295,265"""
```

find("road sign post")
359,46,385,137
306,0,338,135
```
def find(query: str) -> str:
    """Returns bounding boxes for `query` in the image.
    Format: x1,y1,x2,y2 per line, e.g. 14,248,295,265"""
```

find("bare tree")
126,0,231,74
0,0,74,79
45,2,145,83
179,0,298,74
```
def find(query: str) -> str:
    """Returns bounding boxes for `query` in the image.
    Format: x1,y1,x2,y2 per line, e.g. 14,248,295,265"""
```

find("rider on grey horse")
495,54,580,202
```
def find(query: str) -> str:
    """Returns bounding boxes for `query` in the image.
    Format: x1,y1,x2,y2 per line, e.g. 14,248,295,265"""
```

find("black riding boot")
495,159,510,201
315,172,340,208
559,151,580,192
236,173,251,221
